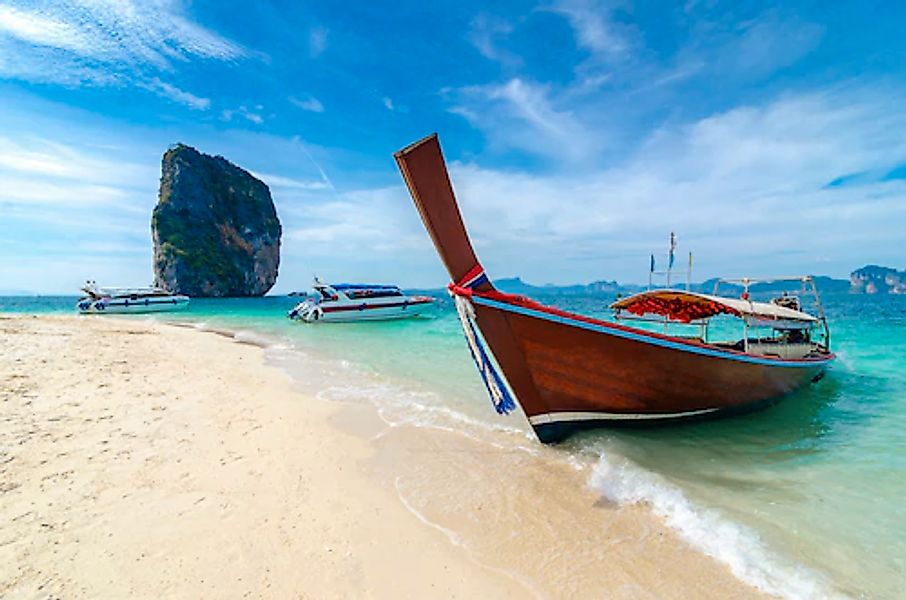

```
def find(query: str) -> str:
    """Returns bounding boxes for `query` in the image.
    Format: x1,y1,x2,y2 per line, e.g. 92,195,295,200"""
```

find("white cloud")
249,171,330,191
285,186,429,253
380,96,409,113
450,78,599,161
487,79,575,137
142,78,210,110
0,130,161,294
0,135,155,186
308,26,328,57
468,13,521,68
1,178,129,206
731,14,824,77
1,202,149,239
439,88,906,282
548,0,630,59
0,0,244,86
0,4,93,53
289,95,324,113
294,86,905,283
222,106,264,125
673,10,824,83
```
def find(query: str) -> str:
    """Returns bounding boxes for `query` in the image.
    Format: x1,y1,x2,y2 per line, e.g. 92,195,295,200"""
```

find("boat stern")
288,299,322,322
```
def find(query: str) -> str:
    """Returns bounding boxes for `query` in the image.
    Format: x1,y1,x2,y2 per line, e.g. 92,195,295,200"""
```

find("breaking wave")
589,449,845,600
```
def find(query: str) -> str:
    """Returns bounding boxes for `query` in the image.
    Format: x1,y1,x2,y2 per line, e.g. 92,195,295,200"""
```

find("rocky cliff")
152,144,281,297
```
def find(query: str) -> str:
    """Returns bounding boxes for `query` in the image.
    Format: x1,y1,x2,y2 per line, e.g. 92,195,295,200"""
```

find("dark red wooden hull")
472,297,830,442
395,134,833,443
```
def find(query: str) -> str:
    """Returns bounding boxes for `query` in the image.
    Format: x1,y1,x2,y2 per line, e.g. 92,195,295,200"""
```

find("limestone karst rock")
152,144,281,296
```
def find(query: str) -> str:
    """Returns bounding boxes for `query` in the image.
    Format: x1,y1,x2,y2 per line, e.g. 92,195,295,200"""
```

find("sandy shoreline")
1,315,765,598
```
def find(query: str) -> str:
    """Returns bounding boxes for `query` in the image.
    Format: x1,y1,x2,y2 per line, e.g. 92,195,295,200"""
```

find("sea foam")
589,450,846,600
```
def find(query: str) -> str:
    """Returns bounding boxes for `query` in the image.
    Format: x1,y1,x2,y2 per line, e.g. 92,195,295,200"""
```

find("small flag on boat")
650,254,655,273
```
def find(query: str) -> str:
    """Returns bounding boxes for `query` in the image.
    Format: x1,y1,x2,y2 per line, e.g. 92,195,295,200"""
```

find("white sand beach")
0,315,765,599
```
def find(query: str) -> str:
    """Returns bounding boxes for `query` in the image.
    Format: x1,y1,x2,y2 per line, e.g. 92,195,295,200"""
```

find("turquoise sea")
3,292,904,599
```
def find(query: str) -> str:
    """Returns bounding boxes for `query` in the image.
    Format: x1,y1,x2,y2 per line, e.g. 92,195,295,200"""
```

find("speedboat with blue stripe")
288,279,434,323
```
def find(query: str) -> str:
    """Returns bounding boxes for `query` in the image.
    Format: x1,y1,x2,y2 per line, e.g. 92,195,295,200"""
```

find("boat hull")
472,297,831,443
77,297,190,314
290,299,433,323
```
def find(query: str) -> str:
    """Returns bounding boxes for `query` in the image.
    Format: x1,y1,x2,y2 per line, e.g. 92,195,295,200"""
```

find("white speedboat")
288,280,434,323
76,281,190,314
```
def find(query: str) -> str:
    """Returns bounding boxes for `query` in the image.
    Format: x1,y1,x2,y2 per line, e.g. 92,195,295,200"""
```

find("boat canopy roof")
610,289,819,324
81,285,169,298
323,283,402,291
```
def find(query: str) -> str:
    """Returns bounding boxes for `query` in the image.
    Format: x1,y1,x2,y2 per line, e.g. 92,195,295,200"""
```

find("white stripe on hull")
78,301,190,314
528,408,720,425
316,304,430,322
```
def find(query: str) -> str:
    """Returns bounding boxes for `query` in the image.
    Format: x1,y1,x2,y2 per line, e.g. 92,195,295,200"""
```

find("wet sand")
0,315,765,598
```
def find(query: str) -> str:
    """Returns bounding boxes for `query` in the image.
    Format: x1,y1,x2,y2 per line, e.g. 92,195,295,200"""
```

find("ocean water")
3,292,904,598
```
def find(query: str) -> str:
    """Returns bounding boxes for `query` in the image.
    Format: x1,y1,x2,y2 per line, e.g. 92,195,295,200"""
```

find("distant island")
849,265,906,294
491,265,905,296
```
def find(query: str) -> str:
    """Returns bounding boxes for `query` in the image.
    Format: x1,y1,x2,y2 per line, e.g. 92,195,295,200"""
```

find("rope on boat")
452,280,516,416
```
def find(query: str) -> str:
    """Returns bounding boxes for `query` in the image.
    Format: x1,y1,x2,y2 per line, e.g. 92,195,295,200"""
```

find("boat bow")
394,134,494,293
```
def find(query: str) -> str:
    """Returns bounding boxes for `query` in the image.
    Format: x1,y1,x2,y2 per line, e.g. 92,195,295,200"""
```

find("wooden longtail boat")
394,134,835,443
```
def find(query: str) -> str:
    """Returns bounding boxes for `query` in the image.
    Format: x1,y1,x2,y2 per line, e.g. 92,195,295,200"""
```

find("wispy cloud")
450,78,598,161
730,13,824,78
0,135,154,187
1,178,129,206
0,4,93,53
441,86,906,282
142,78,210,110
222,105,264,125
250,171,330,191
308,25,328,57
0,0,244,88
285,186,428,253
289,95,324,113
381,96,409,113
468,13,521,68
0,130,160,294
674,9,824,83
547,0,631,60
0,141,153,274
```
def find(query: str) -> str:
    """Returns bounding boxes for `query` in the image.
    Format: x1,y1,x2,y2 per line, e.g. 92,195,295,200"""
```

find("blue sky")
0,0,904,294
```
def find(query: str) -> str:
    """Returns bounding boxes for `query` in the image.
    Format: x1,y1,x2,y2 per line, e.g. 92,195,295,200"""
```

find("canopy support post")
805,276,831,351
686,252,693,291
